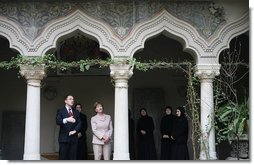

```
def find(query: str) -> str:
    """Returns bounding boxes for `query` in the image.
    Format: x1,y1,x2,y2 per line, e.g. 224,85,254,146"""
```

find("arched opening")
40,30,113,159
216,32,249,160
130,33,194,160
218,32,249,103
46,30,111,76
0,36,26,160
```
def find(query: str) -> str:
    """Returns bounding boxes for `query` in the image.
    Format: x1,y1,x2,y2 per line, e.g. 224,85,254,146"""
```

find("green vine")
0,54,112,72
185,65,202,159
0,53,249,159
0,54,194,72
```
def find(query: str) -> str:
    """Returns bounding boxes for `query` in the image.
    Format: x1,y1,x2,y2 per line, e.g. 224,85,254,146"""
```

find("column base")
113,153,130,160
199,151,217,160
209,151,217,160
23,153,41,160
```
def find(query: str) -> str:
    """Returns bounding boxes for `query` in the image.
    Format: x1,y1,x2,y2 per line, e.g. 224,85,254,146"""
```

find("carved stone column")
20,65,46,160
110,63,133,160
195,64,220,160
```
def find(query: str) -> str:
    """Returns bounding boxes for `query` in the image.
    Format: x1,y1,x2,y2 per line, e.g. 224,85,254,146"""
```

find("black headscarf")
140,108,148,117
176,106,186,118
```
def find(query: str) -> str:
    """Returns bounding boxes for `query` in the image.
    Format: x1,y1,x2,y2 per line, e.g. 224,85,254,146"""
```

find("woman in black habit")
160,106,176,160
137,108,157,160
171,106,189,160
128,109,135,160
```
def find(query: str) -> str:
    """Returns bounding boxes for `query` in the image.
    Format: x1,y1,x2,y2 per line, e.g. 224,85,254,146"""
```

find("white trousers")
93,143,111,160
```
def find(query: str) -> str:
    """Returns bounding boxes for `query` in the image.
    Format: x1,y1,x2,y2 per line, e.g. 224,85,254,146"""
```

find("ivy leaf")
85,65,90,70
79,63,85,72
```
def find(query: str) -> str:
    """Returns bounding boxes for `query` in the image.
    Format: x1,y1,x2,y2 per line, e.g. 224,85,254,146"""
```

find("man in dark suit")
56,95,81,160
75,103,88,160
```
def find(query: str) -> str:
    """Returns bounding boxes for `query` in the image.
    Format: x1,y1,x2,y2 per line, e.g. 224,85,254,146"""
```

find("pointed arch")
0,10,121,58
0,9,248,61
121,10,207,61
0,17,29,55
120,10,248,64
24,10,121,58
210,12,249,60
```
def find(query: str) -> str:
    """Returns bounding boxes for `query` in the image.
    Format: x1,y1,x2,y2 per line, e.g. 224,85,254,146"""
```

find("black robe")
160,114,176,160
77,112,88,160
129,117,135,160
137,115,157,160
171,115,189,160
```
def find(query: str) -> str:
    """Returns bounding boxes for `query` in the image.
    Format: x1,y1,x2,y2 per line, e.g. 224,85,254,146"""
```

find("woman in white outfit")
91,102,113,160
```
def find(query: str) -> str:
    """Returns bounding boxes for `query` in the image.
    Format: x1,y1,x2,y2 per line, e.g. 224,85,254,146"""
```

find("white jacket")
91,114,113,144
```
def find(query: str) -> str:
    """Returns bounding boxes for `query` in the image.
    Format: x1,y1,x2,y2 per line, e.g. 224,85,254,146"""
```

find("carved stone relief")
0,0,226,40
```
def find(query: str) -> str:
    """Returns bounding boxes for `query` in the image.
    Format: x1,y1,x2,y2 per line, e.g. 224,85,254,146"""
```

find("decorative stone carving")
195,64,221,80
110,63,133,88
0,2,75,40
110,64,133,79
0,0,226,40
0,1,248,62
20,65,46,86
81,1,134,38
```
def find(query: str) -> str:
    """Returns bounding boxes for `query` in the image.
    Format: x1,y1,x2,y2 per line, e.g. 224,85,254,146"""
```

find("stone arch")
211,12,249,61
0,9,249,61
33,10,120,58
0,10,120,58
122,10,249,64
0,17,28,55
122,10,207,61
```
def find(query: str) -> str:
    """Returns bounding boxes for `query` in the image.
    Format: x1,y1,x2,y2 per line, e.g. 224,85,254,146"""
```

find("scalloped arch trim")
0,9,249,63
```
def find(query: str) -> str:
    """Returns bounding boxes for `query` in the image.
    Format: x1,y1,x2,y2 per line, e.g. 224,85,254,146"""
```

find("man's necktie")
68,108,73,117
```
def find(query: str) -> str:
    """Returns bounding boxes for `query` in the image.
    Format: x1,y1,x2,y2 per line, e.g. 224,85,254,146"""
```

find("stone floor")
226,157,249,161
41,152,95,160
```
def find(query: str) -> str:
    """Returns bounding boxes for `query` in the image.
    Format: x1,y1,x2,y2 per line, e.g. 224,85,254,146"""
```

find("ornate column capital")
194,64,220,81
110,63,133,80
110,63,133,88
20,65,46,86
